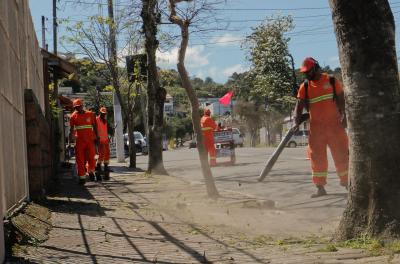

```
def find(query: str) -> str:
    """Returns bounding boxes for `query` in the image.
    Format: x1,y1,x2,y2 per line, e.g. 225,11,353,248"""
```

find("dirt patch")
137,173,331,241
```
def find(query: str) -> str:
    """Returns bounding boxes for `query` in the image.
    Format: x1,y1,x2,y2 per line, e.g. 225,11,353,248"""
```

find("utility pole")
53,0,57,55
41,16,46,49
52,0,58,98
108,0,125,163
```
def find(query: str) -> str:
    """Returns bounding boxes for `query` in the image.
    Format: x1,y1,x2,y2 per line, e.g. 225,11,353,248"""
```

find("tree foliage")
243,15,296,113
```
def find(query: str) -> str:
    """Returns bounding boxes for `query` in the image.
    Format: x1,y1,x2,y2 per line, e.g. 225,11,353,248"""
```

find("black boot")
88,172,95,181
103,164,110,181
78,177,86,185
95,164,102,181
311,185,327,198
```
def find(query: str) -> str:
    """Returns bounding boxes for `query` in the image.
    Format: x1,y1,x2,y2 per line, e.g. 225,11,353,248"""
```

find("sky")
28,0,400,84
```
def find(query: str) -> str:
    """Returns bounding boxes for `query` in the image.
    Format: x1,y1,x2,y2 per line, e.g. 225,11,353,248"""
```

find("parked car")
124,131,148,155
232,128,244,147
287,130,309,148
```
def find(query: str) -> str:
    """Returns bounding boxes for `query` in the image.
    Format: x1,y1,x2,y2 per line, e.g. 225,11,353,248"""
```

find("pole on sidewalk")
41,16,46,49
113,92,125,162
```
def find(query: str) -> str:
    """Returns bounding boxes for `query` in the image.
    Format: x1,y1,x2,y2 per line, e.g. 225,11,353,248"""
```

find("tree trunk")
127,115,136,168
141,0,166,175
330,0,400,239
174,27,219,197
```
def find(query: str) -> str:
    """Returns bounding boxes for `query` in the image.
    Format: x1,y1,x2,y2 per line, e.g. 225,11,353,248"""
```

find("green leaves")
242,15,295,113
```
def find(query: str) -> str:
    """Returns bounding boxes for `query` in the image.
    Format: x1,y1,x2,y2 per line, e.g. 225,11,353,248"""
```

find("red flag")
219,91,234,106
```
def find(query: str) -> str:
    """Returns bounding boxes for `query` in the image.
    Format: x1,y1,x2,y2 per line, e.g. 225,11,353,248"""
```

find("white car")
287,130,309,148
124,131,148,155
232,128,244,147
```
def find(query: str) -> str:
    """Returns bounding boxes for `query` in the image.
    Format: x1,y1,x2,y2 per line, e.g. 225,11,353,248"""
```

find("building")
198,98,236,116
164,94,174,115
208,101,236,116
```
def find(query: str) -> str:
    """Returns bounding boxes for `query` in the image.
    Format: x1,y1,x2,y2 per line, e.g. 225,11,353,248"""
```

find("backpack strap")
329,75,337,102
304,79,309,111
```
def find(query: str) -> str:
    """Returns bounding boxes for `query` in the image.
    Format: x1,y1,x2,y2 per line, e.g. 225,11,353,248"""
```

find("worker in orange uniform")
69,99,98,185
294,57,348,198
201,108,217,166
95,107,110,181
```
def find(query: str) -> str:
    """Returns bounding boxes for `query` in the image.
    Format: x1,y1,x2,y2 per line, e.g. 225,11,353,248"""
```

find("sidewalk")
10,161,400,263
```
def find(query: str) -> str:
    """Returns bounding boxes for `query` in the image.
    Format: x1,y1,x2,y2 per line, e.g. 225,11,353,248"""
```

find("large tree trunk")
330,0,400,239
141,0,167,174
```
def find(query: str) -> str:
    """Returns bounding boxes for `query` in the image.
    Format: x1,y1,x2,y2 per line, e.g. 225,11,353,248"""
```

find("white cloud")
211,34,243,47
157,45,209,68
194,66,219,81
223,64,248,77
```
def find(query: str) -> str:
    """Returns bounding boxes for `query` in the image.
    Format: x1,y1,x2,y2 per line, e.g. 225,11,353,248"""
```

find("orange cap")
100,107,107,114
204,108,211,116
73,99,83,108
300,57,317,73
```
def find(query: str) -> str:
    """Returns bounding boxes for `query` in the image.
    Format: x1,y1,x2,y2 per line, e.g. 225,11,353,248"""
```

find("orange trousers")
97,141,110,165
204,135,216,166
76,139,96,179
308,124,348,186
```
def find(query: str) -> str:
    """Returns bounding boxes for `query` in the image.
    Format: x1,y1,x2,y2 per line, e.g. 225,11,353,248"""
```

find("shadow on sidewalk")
43,177,109,217
100,177,270,264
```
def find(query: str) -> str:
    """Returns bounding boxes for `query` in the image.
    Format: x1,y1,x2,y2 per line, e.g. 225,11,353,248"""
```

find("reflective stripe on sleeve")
309,93,334,104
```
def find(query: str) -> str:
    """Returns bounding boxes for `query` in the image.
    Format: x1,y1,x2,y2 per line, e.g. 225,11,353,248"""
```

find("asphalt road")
135,146,348,235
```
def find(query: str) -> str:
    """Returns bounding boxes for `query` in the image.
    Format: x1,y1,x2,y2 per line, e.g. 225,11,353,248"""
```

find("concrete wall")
0,1,45,261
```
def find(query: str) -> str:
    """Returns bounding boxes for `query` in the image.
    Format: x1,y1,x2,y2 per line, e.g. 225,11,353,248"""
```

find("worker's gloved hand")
293,116,301,132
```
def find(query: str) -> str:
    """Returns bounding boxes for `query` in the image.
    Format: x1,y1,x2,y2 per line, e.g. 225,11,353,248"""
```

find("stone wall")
25,90,51,199
0,1,45,261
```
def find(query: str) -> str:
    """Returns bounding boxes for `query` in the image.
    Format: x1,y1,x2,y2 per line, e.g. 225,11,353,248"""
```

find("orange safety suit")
96,116,110,165
70,110,97,180
297,73,349,186
201,112,217,166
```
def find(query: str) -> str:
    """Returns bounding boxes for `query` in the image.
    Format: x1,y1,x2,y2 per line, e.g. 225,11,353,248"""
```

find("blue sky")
28,0,400,84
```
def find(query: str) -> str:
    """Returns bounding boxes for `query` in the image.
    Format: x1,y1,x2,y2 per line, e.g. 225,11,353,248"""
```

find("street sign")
214,130,233,143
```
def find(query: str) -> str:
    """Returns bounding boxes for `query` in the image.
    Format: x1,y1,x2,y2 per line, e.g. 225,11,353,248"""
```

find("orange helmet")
300,57,318,73
204,108,211,116
72,99,83,108
100,107,107,114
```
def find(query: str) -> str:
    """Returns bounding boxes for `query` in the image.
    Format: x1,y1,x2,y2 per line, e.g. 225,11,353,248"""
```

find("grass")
318,243,338,252
335,234,400,256
337,234,384,255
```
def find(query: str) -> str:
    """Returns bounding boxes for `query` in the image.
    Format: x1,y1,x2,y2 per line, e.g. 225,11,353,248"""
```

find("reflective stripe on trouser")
97,141,110,164
309,124,349,186
75,140,96,177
